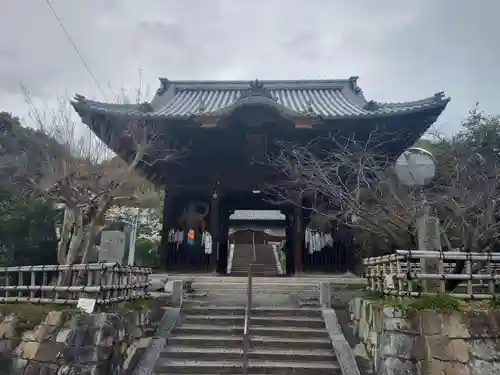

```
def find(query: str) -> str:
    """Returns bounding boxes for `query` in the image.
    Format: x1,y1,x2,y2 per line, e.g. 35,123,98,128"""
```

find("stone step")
155,359,341,375
174,324,329,338
160,346,336,362
183,315,325,329
189,290,319,298
158,275,364,284
231,261,276,265
232,263,276,267
166,334,332,350
251,335,333,350
172,324,243,336
231,266,277,270
251,316,325,329
167,334,243,348
230,272,278,277
183,306,323,317
191,282,319,291
188,289,318,294
230,269,277,273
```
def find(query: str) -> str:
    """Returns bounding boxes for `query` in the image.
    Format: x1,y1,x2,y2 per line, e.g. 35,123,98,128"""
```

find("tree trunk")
65,214,85,265
57,207,78,264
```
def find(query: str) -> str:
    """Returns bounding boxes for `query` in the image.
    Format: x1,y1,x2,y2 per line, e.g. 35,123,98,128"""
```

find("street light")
394,147,436,187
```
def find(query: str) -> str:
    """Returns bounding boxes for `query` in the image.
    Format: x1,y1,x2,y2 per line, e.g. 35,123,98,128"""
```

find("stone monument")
99,230,127,263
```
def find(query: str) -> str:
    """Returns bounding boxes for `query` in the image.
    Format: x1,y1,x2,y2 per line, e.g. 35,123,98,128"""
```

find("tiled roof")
72,78,450,120
229,210,286,221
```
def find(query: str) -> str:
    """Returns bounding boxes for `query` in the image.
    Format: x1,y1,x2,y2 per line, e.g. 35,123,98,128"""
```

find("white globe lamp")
394,147,436,187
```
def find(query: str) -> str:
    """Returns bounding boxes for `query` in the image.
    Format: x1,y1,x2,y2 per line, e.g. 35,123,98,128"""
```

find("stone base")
0,304,164,375
349,298,500,375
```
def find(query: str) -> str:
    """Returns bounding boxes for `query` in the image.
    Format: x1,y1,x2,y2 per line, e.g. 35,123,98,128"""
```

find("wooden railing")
0,263,151,304
364,250,500,299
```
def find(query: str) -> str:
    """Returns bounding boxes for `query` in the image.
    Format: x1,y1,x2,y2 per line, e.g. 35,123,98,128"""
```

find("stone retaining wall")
0,305,164,375
349,298,500,375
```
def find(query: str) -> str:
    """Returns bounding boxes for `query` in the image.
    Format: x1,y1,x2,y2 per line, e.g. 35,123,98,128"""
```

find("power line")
44,0,107,100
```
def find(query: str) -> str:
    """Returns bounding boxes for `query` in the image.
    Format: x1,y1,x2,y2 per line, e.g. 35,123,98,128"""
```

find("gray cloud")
0,0,499,135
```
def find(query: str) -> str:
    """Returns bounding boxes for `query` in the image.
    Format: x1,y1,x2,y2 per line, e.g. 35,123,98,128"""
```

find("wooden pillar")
293,192,304,274
285,212,294,275
217,209,230,274
209,190,220,271
159,189,179,271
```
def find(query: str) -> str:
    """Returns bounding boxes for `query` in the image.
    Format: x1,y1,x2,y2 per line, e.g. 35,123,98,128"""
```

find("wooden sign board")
197,116,220,128
294,119,313,129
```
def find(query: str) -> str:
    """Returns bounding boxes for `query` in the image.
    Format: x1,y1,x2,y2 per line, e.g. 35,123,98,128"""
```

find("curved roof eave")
201,95,305,118
322,97,450,120
71,92,450,122
374,92,449,109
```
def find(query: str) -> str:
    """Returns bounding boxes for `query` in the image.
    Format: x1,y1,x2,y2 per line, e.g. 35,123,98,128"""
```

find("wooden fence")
0,263,151,304
363,250,500,299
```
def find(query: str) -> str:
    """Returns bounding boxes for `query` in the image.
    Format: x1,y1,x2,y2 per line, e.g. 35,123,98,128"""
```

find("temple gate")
72,77,449,275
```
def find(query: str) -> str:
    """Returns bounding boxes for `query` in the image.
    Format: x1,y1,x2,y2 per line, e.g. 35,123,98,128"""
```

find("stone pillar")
417,206,442,293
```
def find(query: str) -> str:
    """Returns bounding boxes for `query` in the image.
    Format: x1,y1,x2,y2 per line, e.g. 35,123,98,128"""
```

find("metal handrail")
243,262,253,375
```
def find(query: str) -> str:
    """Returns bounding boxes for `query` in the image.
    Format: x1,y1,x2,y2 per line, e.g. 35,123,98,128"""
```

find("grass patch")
0,303,79,334
100,296,158,314
362,290,463,314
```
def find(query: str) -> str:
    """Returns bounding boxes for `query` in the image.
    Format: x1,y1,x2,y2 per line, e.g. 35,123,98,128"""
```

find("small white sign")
385,274,395,289
77,298,96,314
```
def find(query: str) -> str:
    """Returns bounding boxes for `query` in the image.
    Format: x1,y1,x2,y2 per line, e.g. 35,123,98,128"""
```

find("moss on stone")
0,303,77,334
0,297,156,335
100,296,157,314
362,291,465,314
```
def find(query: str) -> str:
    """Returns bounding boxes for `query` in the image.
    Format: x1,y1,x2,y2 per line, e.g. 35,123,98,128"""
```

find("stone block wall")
0,305,164,375
349,298,500,375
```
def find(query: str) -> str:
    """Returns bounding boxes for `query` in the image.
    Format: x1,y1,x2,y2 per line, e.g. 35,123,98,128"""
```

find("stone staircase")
155,304,342,374
230,244,278,276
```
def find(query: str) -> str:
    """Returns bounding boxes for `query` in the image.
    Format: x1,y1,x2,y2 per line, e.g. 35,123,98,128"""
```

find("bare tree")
267,131,420,255
431,137,500,289
268,123,500,289
21,91,187,266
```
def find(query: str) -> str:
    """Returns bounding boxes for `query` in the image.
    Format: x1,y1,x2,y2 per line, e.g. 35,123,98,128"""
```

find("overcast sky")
0,0,498,136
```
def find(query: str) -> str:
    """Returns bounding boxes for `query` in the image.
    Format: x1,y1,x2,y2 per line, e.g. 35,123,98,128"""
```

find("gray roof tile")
72,78,450,120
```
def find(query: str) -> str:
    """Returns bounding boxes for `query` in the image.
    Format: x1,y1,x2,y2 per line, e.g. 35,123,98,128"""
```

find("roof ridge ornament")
348,76,363,96
138,102,154,113
239,79,276,101
434,91,445,100
364,100,379,111
303,100,315,116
